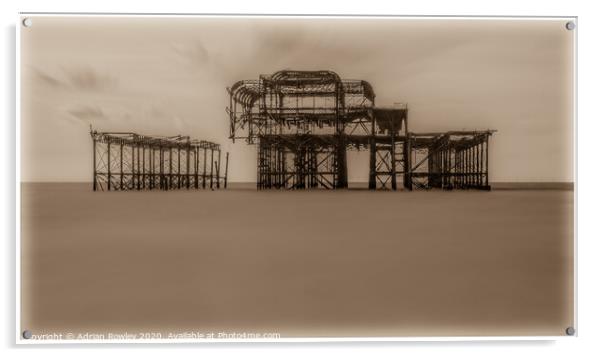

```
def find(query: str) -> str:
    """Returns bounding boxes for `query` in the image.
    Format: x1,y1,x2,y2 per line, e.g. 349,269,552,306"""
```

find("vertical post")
267,146,272,189
280,149,285,189
214,160,219,190
391,127,397,191
465,146,472,188
334,81,348,189
210,148,214,189
150,147,154,190
462,148,468,188
445,146,451,189
466,146,472,188
464,149,468,188
464,148,467,188
186,147,191,189
311,149,318,188
464,148,468,188
458,149,461,188
335,138,348,189
441,150,445,187
444,148,448,188
120,143,124,190
294,147,302,189
224,152,229,189
458,149,462,188
470,144,476,188
279,146,283,188
270,146,275,189
465,148,469,188
148,147,151,190
131,143,135,190
485,135,490,188
470,144,477,188
404,133,413,191
137,146,140,190
300,148,305,189
257,144,262,190
464,147,470,188
177,147,181,189
450,149,453,188
203,147,207,189
472,145,476,188
479,141,483,187
447,148,451,188
195,147,199,189
169,148,173,189
462,148,466,188
159,147,164,190
427,147,433,188
274,147,279,189
454,149,458,188
402,110,411,191
148,146,155,190
275,147,279,189
368,113,376,190
107,142,111,191
456,149,462,188
442,149,447,188
142,146,146,189
229,89,234,139
217,149,221,189
460,149,464,188
430,149,435,188
445,147,452,189
92,137,97,191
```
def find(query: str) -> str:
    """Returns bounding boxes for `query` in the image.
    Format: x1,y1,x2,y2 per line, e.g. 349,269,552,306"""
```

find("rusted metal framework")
90,130,228,191
228,70,375,189
228,69,495,191
257,134,343,189
406,131,493,190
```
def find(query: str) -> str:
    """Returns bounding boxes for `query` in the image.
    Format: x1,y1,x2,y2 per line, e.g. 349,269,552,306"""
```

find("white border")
14,13,578,345
15,9,21,347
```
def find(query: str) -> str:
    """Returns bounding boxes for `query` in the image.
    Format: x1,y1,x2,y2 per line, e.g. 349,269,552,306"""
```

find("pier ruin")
90,130,228,191
227,70,495,190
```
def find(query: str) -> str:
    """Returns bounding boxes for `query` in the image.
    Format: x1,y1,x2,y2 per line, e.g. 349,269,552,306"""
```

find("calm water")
20,183,574,337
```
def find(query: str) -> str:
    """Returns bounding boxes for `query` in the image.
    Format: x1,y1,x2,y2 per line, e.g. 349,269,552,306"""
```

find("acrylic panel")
19,15,575,341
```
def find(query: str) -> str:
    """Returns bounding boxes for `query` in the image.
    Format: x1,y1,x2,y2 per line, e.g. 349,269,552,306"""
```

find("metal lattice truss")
369,130,495,190
407,131,494,190
228,70,495,191
257,135,341,190
91,130,228,191
227,70,375,143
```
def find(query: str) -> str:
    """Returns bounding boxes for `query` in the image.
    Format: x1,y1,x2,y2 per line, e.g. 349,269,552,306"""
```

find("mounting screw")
22,18,32,28
565,326,575,336
22,330,32,339
565,21,575,31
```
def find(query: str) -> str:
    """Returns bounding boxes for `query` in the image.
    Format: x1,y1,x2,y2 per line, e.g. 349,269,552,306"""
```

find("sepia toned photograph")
18,15,575,340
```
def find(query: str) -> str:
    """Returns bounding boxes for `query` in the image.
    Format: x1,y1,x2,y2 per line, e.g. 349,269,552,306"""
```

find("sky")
20,16,574,182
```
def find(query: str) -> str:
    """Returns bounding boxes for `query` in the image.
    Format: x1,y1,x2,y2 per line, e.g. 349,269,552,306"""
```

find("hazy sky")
20,16,574,182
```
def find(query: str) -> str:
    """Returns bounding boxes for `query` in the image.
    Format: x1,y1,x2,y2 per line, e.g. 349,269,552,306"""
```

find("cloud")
171,41,210,69
33,69,65,87
34,67,118,92
68,105,107,122
63,67,118,91
257,28,303,55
